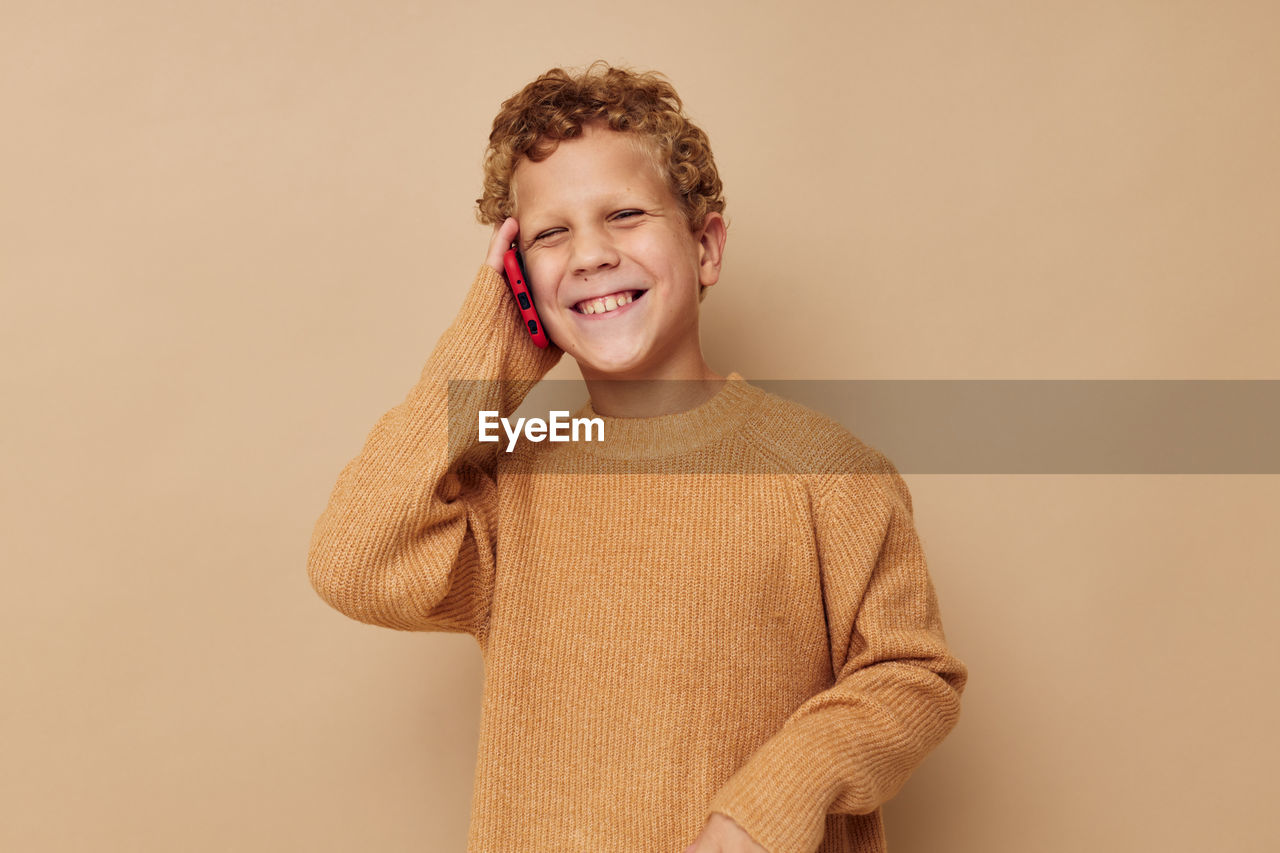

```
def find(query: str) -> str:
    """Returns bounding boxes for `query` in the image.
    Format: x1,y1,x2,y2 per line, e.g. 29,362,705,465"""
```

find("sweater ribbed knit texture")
307,265,968,853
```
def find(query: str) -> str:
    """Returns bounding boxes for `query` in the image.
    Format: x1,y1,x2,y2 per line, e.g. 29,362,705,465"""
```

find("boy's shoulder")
736,380,896,479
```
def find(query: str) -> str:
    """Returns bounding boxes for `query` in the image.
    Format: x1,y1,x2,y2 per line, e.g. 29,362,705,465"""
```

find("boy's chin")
569,349,653,381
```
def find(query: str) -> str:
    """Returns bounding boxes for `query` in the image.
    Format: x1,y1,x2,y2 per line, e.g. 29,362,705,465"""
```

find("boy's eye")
533,212,642,244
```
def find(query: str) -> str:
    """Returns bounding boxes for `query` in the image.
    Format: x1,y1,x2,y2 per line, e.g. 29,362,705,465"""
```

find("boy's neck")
581,358,726,418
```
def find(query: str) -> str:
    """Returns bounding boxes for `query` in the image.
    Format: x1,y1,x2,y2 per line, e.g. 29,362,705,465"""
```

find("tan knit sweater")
306,265,968,853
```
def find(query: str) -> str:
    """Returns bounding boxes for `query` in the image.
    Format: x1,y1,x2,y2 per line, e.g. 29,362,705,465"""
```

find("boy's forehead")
513,127,669,213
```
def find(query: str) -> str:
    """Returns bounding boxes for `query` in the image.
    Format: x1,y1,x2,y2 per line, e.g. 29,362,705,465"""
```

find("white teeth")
577,290,637,315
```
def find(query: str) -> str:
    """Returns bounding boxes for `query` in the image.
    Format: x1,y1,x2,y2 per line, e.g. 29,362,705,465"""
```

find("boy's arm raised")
705,450,968,853
306,218,561,639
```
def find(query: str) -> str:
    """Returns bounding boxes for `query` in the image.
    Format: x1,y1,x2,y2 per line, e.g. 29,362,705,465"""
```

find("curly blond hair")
476,61,726,233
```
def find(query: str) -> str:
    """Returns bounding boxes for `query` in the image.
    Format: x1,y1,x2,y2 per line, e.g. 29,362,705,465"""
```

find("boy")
307,62,967,853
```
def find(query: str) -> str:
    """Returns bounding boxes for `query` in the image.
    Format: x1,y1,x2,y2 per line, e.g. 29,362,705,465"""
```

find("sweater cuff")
427,263,562,383
705,713,858,853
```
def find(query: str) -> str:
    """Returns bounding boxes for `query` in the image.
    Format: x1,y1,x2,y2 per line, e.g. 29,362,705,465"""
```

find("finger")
498,215,520,246
484,216,520,273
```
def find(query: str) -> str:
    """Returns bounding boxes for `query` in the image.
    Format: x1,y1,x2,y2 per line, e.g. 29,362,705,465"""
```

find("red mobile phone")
502,244,549,349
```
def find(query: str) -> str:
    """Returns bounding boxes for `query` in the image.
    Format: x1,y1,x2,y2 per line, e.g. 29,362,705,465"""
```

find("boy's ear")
695,212,728,289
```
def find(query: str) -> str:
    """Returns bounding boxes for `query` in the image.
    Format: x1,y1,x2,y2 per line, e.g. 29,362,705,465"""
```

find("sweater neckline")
572,372,756,459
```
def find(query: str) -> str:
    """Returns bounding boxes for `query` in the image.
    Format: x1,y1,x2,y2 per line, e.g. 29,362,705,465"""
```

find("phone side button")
518,293,531,310
527,320,538,334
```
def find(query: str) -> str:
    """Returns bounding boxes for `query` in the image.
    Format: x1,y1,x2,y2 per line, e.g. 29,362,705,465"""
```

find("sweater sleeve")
704,449,968,853
306,264,561,640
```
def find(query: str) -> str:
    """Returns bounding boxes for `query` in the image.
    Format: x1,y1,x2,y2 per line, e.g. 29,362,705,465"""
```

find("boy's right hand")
484,216,520,276
483,215,562,358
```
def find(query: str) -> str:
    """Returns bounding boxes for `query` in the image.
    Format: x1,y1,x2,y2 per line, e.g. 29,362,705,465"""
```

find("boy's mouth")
573,289,645,315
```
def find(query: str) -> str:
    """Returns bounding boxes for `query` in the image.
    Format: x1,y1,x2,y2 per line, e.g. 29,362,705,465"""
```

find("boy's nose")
569,229,620,276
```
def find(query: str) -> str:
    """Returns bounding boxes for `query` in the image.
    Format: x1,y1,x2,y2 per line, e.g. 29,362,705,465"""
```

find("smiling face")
511,122,726,382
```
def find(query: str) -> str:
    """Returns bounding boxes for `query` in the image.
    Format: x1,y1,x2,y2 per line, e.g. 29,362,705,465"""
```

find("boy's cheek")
527,264,562,309
529,279,558,313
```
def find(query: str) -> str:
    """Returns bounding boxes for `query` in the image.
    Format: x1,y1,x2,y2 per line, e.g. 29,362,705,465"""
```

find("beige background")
3,1,1278,850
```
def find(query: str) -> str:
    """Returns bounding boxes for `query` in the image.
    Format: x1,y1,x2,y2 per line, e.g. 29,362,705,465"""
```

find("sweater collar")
571,372,758,459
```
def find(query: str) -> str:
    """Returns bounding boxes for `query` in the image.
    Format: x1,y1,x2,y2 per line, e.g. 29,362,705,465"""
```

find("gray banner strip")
455,380,1280,474
753,380,1280,474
